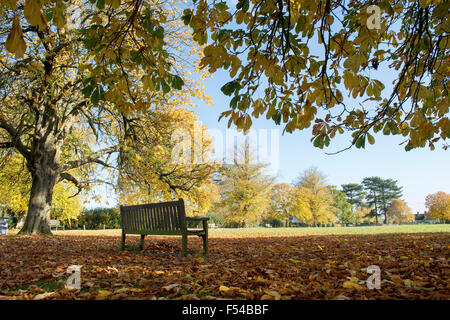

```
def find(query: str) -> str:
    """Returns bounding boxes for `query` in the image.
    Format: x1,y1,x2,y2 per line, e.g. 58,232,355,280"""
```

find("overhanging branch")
0,117,31,160
61,145,119,171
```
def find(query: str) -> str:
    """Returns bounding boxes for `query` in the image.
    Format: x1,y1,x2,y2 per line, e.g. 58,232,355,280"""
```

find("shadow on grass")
13,277,65,292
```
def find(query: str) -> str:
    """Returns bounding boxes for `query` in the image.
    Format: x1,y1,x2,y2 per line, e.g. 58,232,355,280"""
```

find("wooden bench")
49,219,63,230
120,199,209,256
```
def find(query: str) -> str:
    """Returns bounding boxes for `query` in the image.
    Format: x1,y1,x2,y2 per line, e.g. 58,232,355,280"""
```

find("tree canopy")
386,199,414,224
214,142,273,227
184,0,449,151
341,183,366,209
292,167,335,226
362,176,402,224
425,191,450,221
0,0,212,234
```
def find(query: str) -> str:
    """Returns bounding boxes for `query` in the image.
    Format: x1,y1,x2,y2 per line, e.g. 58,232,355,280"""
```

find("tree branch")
61,145,119,171
0,117,31,160
58,172,89,198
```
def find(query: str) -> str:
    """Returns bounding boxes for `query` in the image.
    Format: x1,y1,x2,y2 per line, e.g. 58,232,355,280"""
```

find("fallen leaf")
219,285,230,292
265,290,281,300
343,281,365,290
97,290,113,298
162,284,180,292
33,292,54,300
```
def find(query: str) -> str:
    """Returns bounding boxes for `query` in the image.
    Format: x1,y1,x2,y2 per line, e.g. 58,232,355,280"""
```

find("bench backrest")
120,199,186,234
49,220,60,227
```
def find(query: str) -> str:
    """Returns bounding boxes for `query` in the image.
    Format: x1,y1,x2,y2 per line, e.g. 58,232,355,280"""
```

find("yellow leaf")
254,276,271,284
114,287,142,294
419,0,431,8
33,292,54,300
342,281,364,290
325,15,334,25
265,290,281,300
97,290,113,298
5,17,27,59
219,285,230,292
24,0,47,30
113,0,121,9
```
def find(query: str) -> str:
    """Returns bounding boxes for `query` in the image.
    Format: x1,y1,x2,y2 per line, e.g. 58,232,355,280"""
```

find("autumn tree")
329,186,354,224
425,192,450,222
0,147,84,226
0,0,210,234
354,207,375,225
267,182,297,226
215,142,273,227
294,167,327,191
184,0,449,151
341,183,366,210
0,152,30,216
118,108,218,216
292,167,335,226
386,199,414,224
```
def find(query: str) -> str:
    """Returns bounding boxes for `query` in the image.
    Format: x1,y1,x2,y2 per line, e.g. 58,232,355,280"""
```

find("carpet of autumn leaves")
0,232,449,300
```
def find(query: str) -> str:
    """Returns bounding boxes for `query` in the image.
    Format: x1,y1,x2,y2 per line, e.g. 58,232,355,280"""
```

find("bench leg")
140,235,145,250
181,233,188,257
201,235,208,255
202,220,208,255
121,231,126,251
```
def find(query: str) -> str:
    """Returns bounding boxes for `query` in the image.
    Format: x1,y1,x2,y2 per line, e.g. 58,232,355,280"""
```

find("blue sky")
191,69,449,214
184,1,449,214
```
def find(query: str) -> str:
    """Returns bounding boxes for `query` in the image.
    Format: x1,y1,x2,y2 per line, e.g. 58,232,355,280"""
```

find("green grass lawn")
42,223,450,238
208,224,450,237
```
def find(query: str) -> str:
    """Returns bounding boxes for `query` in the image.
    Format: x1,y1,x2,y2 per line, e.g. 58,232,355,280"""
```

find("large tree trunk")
19,144,60,235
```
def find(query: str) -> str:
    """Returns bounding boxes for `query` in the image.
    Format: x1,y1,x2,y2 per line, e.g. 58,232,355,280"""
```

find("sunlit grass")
23,223,448,238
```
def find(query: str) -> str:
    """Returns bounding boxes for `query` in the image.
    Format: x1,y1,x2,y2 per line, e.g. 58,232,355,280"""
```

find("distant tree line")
206,143,449,228
1,142,447,230
77,208,121,230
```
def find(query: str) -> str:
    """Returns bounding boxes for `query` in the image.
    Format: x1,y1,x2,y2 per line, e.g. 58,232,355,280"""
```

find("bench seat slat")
172,205,179,230
165,206,171,230
157,206,162,230
146,207,151,230
150,207,154,229
171,205,177,230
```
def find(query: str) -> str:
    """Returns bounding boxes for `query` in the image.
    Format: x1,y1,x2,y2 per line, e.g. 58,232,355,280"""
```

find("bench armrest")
186,216,210,221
